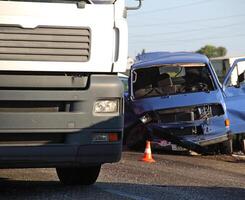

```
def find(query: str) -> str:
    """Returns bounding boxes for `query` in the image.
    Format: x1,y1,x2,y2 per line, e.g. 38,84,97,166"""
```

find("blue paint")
223,58,245,135
124,52,245,147
134,52,209,69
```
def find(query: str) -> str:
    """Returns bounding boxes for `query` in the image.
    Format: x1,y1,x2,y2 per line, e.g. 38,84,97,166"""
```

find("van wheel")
125,125,147,150
221,139,233,154
56,165,101,185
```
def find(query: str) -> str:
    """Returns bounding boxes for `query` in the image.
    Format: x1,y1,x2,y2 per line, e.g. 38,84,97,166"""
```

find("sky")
126,0,245,58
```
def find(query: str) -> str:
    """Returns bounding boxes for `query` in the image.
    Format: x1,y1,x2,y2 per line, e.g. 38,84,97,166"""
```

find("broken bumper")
147,117,230,153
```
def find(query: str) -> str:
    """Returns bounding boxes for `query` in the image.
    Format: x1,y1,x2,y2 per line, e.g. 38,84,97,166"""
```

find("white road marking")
232,154,245,160
99,187,151,200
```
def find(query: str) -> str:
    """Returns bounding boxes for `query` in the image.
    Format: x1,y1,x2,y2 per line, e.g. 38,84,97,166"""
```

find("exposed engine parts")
138,104,224,137
153,104,224,123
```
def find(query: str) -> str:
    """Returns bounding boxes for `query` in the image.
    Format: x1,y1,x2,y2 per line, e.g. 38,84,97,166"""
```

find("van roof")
133,52,209,70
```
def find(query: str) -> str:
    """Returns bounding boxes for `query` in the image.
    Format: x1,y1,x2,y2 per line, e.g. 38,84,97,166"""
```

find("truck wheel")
56,165,101,185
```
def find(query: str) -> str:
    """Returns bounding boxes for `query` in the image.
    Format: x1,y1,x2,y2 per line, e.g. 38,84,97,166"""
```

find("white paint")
0,0,128,72
211,56,245,84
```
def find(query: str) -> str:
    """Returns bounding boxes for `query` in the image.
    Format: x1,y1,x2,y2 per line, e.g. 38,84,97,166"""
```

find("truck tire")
56,165,101,186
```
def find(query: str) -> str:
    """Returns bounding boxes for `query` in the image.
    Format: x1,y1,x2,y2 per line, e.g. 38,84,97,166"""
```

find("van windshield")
132,63,215,99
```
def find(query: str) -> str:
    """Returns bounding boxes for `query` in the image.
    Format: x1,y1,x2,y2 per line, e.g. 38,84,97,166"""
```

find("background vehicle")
211,56,245,83
124,52,245,154
0,0,141,185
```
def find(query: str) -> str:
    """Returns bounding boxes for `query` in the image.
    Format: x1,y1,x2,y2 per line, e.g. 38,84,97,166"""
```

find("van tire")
221,139,233,154
124,125,147,150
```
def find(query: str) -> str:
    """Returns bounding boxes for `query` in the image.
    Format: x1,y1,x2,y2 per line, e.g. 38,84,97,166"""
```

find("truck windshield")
2,0,116,3
132,64,215,99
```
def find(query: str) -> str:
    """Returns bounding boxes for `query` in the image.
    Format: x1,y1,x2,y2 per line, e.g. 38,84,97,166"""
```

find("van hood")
130,90,225,116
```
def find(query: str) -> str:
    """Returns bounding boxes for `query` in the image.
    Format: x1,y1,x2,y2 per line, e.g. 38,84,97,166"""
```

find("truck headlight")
94,100,119,114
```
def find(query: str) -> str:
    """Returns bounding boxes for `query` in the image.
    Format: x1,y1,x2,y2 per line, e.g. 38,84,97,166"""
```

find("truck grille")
0,25,90,62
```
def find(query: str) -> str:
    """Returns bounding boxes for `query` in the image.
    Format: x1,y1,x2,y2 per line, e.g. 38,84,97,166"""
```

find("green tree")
196,45,227,58
216,46,227,57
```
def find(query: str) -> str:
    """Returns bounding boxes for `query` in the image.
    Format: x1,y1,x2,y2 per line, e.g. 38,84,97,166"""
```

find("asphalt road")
0,151,244,200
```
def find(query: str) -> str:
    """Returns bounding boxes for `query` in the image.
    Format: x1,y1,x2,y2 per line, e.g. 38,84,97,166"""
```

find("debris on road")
140,141,156,163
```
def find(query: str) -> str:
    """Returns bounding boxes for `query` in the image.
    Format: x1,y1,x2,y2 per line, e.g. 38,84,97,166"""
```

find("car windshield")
132,63,215,99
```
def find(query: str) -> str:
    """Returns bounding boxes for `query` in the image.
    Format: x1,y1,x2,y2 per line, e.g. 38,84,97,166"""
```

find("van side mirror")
238,71,245,84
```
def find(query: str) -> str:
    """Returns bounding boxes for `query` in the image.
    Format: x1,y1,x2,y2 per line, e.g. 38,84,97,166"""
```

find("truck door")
223,58,245,134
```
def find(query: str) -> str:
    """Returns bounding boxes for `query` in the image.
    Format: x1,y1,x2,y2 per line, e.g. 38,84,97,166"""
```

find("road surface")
0,151,244,200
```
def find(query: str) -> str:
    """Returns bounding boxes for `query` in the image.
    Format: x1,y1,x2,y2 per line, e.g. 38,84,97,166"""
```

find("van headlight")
140,113,152,124
94,100,119,114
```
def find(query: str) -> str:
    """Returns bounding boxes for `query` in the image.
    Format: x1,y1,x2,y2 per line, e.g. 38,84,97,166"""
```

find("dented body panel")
124,52,245,151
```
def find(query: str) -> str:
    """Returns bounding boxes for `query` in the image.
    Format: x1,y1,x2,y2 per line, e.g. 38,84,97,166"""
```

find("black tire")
124,125,147,150
220,139,233,154
56,165,101,186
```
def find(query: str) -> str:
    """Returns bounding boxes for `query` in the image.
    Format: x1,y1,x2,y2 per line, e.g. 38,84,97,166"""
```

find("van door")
223,58,245,134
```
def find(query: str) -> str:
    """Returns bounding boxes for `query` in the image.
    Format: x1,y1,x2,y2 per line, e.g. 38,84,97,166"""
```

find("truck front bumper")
0,74,123,168
0,134,122,168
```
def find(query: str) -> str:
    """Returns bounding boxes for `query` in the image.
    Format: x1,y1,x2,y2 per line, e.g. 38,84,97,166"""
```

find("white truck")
0,0,141,185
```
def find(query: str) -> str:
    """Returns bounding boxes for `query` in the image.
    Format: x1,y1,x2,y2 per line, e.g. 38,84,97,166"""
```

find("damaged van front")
124,52,231,153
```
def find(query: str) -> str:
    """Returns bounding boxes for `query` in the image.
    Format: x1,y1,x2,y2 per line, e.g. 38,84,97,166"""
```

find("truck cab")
0,0,141,185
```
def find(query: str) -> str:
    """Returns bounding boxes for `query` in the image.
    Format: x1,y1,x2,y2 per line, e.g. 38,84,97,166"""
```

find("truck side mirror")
126,0,142,10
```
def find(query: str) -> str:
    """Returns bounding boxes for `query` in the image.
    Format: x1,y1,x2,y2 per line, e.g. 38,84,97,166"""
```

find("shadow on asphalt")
0,178,103,199
0,179,244,200
125,148,245,164
97,182,245,200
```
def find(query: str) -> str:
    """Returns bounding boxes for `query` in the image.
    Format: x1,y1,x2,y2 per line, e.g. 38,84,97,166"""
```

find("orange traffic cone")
140,141,155,163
